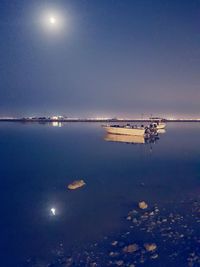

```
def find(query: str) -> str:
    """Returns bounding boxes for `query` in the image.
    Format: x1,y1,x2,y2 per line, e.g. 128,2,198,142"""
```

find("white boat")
150,118,166,129
103,124,146,136
152,122,166,129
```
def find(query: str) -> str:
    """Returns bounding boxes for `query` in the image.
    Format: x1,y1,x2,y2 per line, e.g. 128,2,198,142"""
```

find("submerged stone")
115,260,124,266
111,241,118,246
109,251,119,257
151,253,159,259
68,180,86,190
138,201,148,209
123,244,139,253
144,243,157,252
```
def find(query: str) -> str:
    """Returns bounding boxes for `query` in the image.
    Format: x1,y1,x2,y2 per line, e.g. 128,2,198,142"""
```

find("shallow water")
0,122,200,267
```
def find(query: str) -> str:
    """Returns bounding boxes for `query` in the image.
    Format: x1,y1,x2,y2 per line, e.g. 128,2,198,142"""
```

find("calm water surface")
0,122,200,266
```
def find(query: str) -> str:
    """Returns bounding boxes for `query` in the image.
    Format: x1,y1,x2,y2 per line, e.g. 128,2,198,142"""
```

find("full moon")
49,17,56,24
38,8,68,34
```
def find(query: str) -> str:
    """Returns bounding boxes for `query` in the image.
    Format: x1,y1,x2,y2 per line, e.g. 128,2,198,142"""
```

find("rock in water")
115,260,124,266
144,243,157,252
68,180,86,190
138,201,148,209
123,244,139,253
111,241,118,246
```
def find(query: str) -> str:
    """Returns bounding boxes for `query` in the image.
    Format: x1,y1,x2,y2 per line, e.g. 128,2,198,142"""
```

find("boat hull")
103,126,145,136
156,123,166,129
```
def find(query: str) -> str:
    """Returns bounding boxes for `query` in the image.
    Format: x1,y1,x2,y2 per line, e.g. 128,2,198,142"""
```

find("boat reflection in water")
104,133,159,145
157,129,166,134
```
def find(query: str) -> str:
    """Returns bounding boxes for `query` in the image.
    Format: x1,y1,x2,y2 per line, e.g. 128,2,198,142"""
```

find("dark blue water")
0,122,200,267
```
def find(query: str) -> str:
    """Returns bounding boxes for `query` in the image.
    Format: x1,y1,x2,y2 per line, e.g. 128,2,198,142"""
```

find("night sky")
0,0,200,118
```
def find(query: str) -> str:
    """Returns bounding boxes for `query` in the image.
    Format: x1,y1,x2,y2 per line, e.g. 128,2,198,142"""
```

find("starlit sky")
0,0,200,118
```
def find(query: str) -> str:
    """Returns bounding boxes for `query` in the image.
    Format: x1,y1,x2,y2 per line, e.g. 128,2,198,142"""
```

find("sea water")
0,122,200,266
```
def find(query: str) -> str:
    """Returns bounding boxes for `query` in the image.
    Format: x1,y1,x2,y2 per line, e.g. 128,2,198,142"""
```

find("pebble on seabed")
144,243,157,252
138,201,148,209
123,244,139,253
111,241,118,246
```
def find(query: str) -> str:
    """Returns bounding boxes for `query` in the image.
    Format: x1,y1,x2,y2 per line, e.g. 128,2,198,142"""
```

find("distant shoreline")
0,118,199,123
